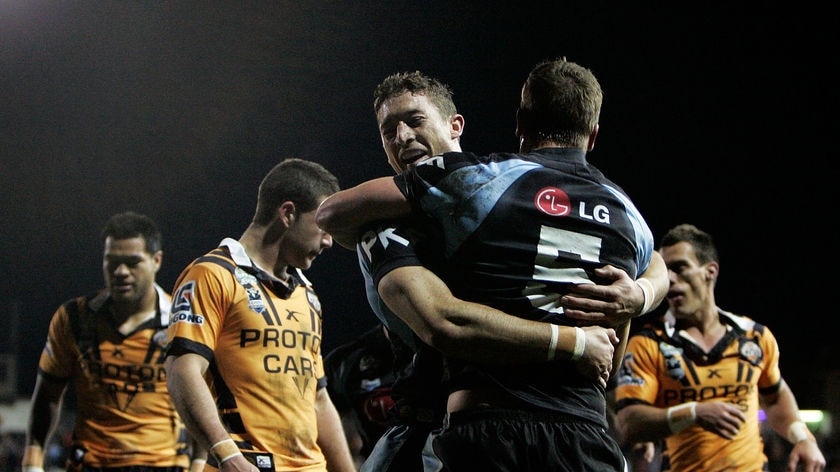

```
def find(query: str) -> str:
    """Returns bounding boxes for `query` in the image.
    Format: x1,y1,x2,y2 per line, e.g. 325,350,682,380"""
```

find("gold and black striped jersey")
614,309,782,471
167,239,329,471
38,284,190,469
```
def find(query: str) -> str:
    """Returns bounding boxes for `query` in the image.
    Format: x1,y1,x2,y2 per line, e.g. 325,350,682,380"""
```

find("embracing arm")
316,177,411,249
558,252,668,376
378,265,618,386
562,251,669,326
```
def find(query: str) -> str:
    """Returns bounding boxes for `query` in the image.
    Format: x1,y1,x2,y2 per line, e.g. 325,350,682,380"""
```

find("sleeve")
395,153,457,214
613,334,662,410
757,325,782,390
37,305,76,379
355,220,423,349
168,262,235,360
602,183,656,277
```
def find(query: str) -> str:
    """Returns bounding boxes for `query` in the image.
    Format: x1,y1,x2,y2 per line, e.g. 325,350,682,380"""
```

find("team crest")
739,338,763,366
660,342,687,381
306,290,321,313
615,352,644,387
235,267,268,315
152,330,169,349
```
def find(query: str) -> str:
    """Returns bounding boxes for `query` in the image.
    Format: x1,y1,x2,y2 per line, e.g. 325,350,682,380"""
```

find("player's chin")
299,254,318,269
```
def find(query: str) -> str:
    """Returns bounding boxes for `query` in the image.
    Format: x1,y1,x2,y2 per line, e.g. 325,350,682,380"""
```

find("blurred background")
1,2,835,469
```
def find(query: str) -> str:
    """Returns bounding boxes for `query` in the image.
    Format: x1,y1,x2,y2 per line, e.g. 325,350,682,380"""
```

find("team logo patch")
739,339,763,366
235,267,268,315
152,330,170,348
660,342,687,381
171,281,205,325
616,352,645,387
534,187,571,216
307,290,322,313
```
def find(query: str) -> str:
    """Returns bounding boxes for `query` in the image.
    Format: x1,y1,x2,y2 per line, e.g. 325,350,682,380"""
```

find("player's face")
660,241,713,318
102,236,161,305
283,205,333,270
377,92,462,174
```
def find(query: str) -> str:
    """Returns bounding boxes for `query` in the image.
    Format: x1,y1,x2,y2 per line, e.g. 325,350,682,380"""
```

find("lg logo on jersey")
534,186,610,224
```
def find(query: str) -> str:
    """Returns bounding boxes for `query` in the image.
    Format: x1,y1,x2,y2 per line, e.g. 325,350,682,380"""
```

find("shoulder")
719,308,771,336
179,249,238,280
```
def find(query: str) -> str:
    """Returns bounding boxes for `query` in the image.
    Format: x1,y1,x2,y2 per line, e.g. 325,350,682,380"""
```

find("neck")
111,291,158,334
238,226,288,282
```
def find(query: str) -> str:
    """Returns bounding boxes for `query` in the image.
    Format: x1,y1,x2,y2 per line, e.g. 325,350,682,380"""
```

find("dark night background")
1,0,835,421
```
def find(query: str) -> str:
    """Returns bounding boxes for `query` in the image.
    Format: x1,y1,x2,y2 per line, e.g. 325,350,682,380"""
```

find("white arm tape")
571,326,586,361
190,458,207,472
637,277,655,314
787,420,812,444
22,445,44,471
666,401,697,433
210,438,242,464
547,323,559,361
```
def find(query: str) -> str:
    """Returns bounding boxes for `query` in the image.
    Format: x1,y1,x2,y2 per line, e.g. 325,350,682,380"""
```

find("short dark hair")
100,211,162,254
373,71,457,118
659,224,719,264
518,57,602,148
252,158,340,225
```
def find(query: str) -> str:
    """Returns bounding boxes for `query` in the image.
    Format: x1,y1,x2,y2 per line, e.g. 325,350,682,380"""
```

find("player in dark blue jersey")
351,72,634,472
319,67,668,471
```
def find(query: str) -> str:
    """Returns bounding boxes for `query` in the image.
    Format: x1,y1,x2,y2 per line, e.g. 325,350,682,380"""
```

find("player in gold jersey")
613,224,825,471
22,211,198,472
165,159,355,472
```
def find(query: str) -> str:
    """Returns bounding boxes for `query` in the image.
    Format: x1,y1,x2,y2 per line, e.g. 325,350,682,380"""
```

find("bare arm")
314,387,357,472
555,252,668,376
615,400,747,444
316,177,411,249
22,374,67,469
762,380,826,470
562,251,669,326
378,265,618,386
166,353,257,472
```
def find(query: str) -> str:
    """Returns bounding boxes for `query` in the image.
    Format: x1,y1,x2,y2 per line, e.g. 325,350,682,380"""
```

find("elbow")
614,409,643,444
314,200,338,234
422,325,465,356
614,418,635,445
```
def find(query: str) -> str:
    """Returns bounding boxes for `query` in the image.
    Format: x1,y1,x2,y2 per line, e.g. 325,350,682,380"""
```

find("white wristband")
210,438,242,464
636,278,655,315
22,445,44,471
787,420,812,444
571,326,586,361
666,401,697,433
190,458,207,472
547,324,559,361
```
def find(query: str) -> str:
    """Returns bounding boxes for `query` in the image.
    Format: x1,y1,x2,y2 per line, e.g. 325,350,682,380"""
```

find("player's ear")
704,261,719,282
587,124,599,151
278,201,296,226
450,114,465,139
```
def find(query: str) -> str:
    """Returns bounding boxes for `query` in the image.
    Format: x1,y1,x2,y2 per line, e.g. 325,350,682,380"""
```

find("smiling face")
376,92,464,173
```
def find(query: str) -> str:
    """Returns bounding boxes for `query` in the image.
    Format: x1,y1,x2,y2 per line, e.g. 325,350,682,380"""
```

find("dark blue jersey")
356,216,448,425
392,147,655,425
357,215,444,350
